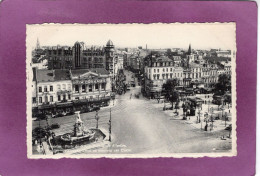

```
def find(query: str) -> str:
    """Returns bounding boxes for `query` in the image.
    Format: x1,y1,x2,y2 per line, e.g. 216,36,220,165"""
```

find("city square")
27,23,235,157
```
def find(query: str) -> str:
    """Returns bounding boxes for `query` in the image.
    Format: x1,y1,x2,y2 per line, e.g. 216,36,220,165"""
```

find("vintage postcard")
26,23,237,158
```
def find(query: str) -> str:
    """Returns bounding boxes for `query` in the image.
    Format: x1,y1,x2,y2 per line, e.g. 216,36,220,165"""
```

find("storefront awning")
56,102,73,108
38,104,55,110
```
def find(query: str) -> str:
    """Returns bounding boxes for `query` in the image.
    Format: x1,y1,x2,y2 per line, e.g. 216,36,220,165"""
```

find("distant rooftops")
151,55,172,62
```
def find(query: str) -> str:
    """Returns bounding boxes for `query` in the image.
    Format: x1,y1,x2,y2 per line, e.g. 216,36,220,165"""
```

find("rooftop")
151,56,172,62
36,69,55,82
54,70,71,81
71,68,109,77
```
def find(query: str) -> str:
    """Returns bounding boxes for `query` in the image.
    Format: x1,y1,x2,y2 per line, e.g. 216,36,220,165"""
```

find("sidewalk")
150,99,232,133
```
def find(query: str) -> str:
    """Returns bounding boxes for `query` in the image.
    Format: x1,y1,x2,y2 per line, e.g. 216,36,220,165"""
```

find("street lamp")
197,110,202,123
108,108,112,142
95,110,99,129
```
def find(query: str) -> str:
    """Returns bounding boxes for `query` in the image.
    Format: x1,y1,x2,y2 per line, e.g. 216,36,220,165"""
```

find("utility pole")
109,108,112,142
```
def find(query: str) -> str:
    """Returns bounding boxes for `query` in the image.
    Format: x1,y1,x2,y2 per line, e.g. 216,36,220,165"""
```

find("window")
68,94,71,100
45,96,48,102
57,84,61,90
170,73,173,79
63,94,66,100
166,68,168,72
62,84,66,90
82,85,86,92
157,69,159,72
162,74,165,79
153,74,156,80
50,86,53,92
39,87,42,92
89,85,92,92
39,97,42,103
58,95,61,101
101,83,106,90
178,73,179,77
50,96,53,102
44,86,47,92
166,74,168,79
170,68,172,72
157,74,160,80
68,85,71,91
32,97,36,104
75,85,79,93
154,69,156,73
163,68,165,72
95,84,99,90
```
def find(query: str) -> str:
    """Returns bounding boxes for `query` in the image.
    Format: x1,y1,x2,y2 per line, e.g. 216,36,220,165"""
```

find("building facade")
47,40,116,74
32,68,112,116
144,54,184,98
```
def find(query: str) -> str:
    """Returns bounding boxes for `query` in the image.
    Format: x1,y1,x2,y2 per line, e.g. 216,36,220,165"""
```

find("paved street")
33,70,231,154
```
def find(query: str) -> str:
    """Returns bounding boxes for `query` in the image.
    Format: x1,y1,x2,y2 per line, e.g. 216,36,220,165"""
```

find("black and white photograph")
26,23,236,158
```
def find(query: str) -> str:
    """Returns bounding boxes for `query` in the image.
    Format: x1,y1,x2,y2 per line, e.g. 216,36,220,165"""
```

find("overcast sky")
27,23,236,50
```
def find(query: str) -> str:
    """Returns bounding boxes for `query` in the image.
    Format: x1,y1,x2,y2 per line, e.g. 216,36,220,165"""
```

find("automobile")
50,123,60,130
67,111,75,115
55,113,64,118
93,106,101,111
35,113,47,120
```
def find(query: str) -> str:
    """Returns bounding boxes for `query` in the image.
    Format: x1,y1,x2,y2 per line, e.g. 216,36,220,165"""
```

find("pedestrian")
204,124,208,131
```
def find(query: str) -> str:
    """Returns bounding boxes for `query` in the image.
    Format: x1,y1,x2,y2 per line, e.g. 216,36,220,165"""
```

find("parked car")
93,106,101,111
50,123,60,130
67,111,75,116
35,113,47,120
55,113,64,118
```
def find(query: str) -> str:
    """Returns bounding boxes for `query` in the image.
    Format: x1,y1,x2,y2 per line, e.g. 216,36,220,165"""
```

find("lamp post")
198,110,202,123
108,108,112,142
207,95,210,112
95,110,99,129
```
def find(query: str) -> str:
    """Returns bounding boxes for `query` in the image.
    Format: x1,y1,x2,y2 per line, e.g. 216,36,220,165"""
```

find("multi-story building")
47,40,116,74
144,54,183,98
219,61,232,75
32,68,112,116
172,56,182,67
47,46,73,70
35,69,72,113
201,62,219,87
70,68,111,101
